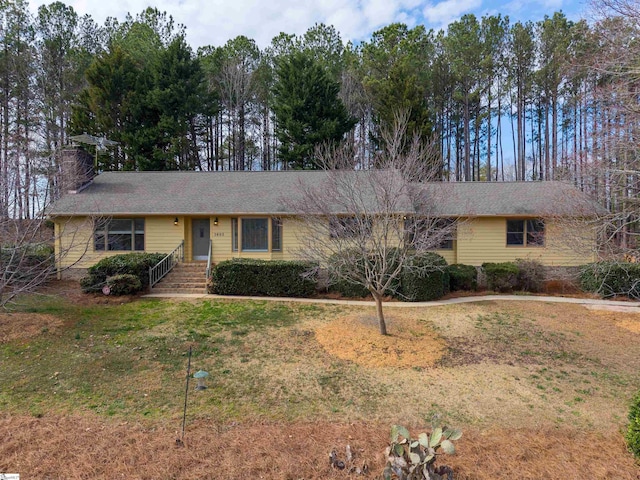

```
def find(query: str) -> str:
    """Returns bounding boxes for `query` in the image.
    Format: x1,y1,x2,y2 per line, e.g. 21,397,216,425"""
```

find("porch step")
151,262,208,294
151,287,207,294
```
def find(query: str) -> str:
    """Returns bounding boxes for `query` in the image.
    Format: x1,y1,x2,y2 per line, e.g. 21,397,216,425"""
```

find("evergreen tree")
272,51,356,169
361,24,434,150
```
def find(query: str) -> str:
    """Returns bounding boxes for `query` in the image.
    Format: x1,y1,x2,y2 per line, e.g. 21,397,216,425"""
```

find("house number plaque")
214,233,225,237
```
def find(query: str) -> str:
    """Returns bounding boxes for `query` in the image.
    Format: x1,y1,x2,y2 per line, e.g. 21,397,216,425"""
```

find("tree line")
0,0,637,237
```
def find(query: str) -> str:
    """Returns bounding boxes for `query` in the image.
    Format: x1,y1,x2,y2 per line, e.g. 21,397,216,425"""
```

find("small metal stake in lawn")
177,346,192,447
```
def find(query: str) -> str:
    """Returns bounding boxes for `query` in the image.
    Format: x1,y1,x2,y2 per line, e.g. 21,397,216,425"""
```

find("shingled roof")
48,170,601,217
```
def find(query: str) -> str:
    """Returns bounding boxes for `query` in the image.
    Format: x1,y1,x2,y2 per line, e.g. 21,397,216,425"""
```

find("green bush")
1,244,54,268
106,274,142,295
329,279,371,298
448,264,477,291
211,259,317,297
326,250,370,298
579,262,640,299
326,248,402,298
81,252,166,293
482,262,519,292
627,390,640,458
327,250,449,301
400,252,449,302
515,258,546,293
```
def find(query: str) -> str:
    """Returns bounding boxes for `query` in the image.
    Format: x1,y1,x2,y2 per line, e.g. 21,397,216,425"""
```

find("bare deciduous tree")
0,201,96,309
583,0,640,260
284,113,455,335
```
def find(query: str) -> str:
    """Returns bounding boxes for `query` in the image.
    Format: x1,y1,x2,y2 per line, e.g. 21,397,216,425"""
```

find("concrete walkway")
143,292,640,311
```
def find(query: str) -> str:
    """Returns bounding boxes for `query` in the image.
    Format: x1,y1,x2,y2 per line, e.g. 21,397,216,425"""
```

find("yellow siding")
434,246,456,264
456,217,595,266
56,216,185,270
281,216,305,261
56,216,105,269
56,214,594,272
209,216,302,263
146,216,185,254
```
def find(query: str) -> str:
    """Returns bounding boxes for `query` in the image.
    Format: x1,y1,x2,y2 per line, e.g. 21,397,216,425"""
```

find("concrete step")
164,274,207,280
150,262,209,294
158,283,207,289
151,287,207,294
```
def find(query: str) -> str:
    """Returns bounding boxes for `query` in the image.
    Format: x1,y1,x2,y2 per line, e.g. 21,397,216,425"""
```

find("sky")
28,0,589,48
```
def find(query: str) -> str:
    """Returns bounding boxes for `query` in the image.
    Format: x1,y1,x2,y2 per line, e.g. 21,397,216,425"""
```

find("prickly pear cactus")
382,419,462,480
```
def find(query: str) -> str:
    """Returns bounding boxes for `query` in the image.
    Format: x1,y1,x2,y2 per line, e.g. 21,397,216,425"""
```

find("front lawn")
1,295,639,478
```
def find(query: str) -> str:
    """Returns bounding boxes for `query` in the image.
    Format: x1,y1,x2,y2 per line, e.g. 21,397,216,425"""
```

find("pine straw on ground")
589,309,640,334
314,313,446,368
0,313,62,343
1,414,638,479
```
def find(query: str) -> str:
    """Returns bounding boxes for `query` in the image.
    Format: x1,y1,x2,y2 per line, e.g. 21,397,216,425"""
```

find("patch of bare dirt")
314,313,446,368
37,279,140,306
0,313,62,343
0,414,638,480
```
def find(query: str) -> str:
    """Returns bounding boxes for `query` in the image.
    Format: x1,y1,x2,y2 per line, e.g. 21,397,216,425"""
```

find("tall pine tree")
272,51,355,169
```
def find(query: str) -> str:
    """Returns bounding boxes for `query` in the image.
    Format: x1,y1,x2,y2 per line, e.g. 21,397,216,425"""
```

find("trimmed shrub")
448,263,477,291
329,279,370,298
627,390,640,458
106,274,142,296
211,259,317,297
579,261,640,299
327,250,370,298
482,262,519,292
400,252,449,302
327,248,402,298
515,258,546,293
81,252,166,293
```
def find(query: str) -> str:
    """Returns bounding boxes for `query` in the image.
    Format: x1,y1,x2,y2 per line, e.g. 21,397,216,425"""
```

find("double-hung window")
231,217,282,252
404,217,455,250
506,219,545,247
94,218,145,251
271,218,282,251
242,218,269,251
329,216,372,239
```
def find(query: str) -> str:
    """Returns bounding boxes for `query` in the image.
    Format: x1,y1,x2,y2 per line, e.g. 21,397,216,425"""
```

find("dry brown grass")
314,313,446,368
0,313,62,343
590,309,640,334
3,295,640,478
1,414,638,479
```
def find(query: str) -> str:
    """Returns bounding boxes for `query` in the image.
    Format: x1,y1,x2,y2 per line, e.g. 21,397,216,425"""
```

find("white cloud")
27,0,436,48
27,0,586,49
422,0,482,28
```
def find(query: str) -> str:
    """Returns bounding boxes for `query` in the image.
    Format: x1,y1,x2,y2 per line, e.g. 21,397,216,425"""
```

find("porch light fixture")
213,217,219,226
174,217,179,226
193,370,209,390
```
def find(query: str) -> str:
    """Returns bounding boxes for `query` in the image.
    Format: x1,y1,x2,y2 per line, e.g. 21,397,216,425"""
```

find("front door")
192,219,210,261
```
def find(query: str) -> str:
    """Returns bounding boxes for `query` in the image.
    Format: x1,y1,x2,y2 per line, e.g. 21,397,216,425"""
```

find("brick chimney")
60,147,95,194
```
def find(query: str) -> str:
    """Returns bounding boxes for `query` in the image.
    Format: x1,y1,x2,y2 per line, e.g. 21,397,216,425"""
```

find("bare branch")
282,111,455,335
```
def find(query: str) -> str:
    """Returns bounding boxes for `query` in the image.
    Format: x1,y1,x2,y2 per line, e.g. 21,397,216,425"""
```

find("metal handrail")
149,240,184,289
205,238,213,279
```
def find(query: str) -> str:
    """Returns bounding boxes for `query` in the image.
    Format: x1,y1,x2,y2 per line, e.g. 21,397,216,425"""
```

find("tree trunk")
487,85,492,182
371,290,387,335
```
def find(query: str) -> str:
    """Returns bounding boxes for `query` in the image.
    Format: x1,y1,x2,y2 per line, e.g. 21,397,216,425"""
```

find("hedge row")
81,252,165,294
211,258,317,297
579,261,640,299
448,264,478,291
328,251,451,302
627,390,640,459
401,252,449,301
481,259,546,293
